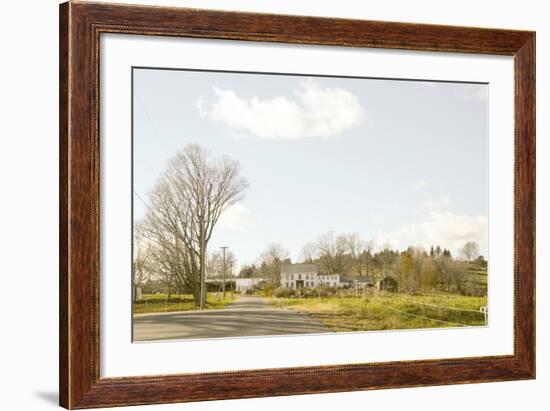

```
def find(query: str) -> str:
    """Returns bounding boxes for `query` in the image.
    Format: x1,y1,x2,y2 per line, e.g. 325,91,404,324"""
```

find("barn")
376,276,398,292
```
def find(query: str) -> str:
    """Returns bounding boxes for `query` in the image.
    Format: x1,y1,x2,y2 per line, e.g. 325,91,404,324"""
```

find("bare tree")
316,231,347,274
399,250,415,292
140,144,249,308
207,249,236,298
208,250,236,277
377,242,397,279
341,233,367,275
435,254,467,293
361,240,375,277
449,260,468,294
259,243,289,286
460,241,480,262
300,242,318,263
420,257,438,290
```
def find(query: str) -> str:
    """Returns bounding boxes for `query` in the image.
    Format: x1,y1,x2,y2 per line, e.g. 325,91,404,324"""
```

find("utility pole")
229,261,234,300
199,215,206,310
220,246,228,299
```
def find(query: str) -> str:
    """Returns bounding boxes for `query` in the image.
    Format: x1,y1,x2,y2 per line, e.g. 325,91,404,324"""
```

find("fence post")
480,306,488,325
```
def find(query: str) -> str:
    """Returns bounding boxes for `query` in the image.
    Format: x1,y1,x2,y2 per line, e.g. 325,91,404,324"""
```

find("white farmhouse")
281,263,347,289
280,263,378,290
318,273,346,288
281,263,318,289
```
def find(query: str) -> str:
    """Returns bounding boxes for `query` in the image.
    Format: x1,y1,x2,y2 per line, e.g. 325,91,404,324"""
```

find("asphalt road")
133,295,330,341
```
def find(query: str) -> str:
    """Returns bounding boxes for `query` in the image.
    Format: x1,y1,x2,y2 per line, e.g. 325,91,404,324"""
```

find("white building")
353,276,375,288
235,277,267,293
281,264,347,289
318,273,346,288
281,263,318,289
280,264,374,289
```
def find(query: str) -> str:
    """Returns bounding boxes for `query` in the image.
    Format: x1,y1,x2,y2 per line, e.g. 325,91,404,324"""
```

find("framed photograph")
59,2,535,408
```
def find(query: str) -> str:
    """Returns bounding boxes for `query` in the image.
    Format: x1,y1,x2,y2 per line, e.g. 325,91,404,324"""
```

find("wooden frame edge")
59,2,70,408
59,1,535,408
514,32,536,379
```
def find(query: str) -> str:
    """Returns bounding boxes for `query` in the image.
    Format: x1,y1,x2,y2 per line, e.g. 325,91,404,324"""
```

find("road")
133,295,330,341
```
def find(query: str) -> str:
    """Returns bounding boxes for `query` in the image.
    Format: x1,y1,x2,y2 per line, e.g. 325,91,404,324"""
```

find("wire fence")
385,306,471,327
399,296,485,314
381,293,488,326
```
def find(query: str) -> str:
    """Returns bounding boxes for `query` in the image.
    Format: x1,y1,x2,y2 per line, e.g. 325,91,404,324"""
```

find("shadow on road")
133,295,330,341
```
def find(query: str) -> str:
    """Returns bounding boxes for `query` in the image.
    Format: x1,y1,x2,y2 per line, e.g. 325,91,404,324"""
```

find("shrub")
273,287,296,298
305,288,318,298
261,283,276,297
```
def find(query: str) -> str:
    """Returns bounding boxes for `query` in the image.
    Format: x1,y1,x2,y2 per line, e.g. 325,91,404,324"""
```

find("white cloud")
196,79,365,139
217,203,253,232
382,211,488,255
412,179,427,191
374,232,399,251
420,195,451,211
380,193,487,254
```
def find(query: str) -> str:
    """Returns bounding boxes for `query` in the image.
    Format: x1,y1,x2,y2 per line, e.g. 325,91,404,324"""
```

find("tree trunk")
192,284,201,307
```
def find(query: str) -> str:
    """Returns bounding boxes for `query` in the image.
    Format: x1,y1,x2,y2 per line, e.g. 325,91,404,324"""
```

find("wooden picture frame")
59,1,535,408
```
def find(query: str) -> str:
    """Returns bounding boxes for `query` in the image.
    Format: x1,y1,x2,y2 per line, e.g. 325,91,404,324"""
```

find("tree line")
239,232,485,295
133,144,486,302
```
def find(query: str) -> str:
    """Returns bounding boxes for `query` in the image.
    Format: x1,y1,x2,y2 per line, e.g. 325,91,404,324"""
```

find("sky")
133,68,488,268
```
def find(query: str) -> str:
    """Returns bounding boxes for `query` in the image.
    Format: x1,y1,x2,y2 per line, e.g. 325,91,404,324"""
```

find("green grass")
133,293,237,315
270,292,487,332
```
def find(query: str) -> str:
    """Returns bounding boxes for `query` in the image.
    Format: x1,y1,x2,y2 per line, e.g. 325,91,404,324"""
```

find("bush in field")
273,287,296,298
294,288,306,298
336,288,359,298
249,281,276,296
319,287,337,297
364,287,376,297
301,288,318,298
262,283,276,297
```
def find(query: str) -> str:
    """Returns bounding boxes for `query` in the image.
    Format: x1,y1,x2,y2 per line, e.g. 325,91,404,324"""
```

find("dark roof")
281,263,319,274
339,276,374,283
376,275,397,283
354,276,374,283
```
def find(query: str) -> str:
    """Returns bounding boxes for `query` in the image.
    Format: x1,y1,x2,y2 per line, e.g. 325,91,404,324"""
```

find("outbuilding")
376,276,398,292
